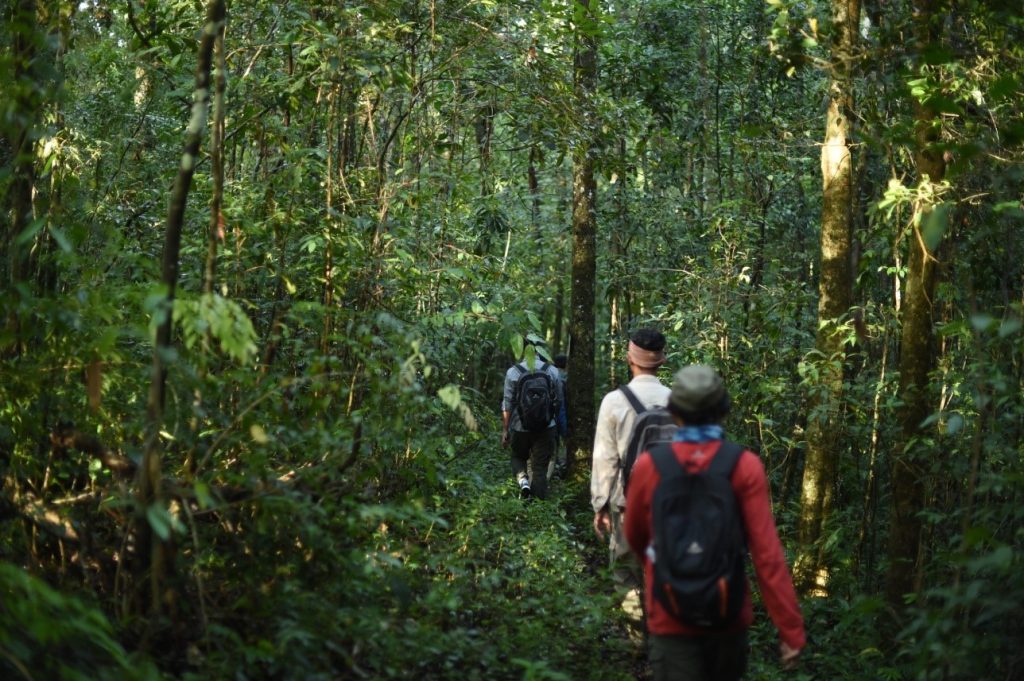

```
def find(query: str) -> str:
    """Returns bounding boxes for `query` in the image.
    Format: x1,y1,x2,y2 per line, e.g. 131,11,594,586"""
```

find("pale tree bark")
886,0,948,607
136,0,226,619
566,0,599,472
795,0,860,596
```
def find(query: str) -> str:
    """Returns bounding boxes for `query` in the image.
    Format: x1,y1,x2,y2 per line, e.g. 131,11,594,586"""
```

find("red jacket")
624,440,806,650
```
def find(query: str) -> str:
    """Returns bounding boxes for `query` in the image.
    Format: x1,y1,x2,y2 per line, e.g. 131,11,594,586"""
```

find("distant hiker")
548,352,570,480
501,335,564,500
624,365,805,680
590,328,671,618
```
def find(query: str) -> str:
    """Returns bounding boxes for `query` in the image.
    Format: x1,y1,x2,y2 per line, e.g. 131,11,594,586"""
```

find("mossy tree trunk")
795,0,860,596
885,0,948,608
566,0,599,472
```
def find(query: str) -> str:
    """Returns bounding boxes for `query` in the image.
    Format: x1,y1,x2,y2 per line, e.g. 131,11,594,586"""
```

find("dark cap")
669,365,726,413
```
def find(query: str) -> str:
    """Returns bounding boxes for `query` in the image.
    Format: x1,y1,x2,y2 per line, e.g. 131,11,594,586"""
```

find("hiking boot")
517,476,532,499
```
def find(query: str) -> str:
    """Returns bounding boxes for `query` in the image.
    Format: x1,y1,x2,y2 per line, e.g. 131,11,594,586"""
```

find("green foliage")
3,0,1024,678
173,293,258,364
166,427,636,680
0,563,162,681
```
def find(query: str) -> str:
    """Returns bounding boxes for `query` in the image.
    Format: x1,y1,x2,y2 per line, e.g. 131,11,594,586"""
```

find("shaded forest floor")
409,440,647,680
413,438,795,681
2,431,821,681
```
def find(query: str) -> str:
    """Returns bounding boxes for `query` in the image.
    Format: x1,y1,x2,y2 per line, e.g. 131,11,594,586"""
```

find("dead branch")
50,424,136,477
12,489,80,543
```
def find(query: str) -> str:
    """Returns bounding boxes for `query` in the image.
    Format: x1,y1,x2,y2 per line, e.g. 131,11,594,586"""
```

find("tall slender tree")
566,0,599,468
886,0,949,608
136,0,226,618
795,0,860,594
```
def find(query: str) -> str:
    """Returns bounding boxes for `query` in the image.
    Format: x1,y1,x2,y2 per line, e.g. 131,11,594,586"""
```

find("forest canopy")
1,0,1023,679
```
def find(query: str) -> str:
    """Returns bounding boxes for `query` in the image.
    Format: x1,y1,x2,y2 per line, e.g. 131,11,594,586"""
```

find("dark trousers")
509,427,555,499
649,630,749,681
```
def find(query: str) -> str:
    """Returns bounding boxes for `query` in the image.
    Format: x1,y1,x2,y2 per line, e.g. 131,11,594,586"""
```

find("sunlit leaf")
250,424,269,444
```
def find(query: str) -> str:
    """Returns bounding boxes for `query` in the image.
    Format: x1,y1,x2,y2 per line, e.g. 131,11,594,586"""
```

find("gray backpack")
619,385,676,491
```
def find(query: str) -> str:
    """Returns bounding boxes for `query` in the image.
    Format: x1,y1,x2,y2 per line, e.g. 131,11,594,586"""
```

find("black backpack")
619,385,676,492
511,362,558,432
648,441,747,629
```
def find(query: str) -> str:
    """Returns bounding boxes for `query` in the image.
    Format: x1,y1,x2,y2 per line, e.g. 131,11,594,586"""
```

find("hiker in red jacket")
624,365,805,680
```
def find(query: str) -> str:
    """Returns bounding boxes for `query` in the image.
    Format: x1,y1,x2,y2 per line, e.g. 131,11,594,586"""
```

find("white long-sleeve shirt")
590,374,671,513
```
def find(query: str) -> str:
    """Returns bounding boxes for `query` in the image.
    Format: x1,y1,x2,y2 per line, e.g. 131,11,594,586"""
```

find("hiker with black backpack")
501,335,564,500
624,365,804,680
590,329,671,619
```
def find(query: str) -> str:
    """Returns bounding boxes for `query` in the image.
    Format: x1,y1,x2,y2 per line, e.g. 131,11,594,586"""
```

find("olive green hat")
669,365,726,413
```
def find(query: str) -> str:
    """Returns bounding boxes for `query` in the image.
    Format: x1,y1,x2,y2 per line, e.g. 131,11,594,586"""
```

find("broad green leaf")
970,314,995,332
967,545,1014,574
147,505,171,542
920,203,950,252
998,318,1022,338
14,217,45,246
194,481,214,510
48,226,73,252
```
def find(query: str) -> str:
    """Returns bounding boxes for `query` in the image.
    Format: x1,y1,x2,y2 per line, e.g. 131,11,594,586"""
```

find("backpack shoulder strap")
511,363,525,377
619,385,647,415
707,441,744,478
649,442,684,482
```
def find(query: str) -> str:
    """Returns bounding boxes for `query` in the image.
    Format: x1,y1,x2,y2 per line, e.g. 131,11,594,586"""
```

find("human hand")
501,430,510,447
779,641,801,671
593,510,612,539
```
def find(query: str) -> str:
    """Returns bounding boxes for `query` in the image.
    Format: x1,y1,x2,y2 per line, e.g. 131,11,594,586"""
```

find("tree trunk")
528,143,540,231
321,87,339,355
203,23,227,295
566,0,599,471
795,0,860,596
3,0,41,351
886,0,948,608
136,0,226,619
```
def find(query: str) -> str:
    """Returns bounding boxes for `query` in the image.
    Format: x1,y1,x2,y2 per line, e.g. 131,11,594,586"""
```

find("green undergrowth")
8,430,996,680
1,437,642,680
0,563,162,681
177,438,644,680
324,446,642,680
8,415,965,680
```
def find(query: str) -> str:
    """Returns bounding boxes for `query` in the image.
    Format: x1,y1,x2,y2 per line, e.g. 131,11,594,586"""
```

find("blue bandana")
672,424,724,443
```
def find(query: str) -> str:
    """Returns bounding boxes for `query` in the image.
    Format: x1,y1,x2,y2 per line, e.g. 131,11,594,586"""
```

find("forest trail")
443,439,810,681
6,0,1022,678
425,438,646,680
